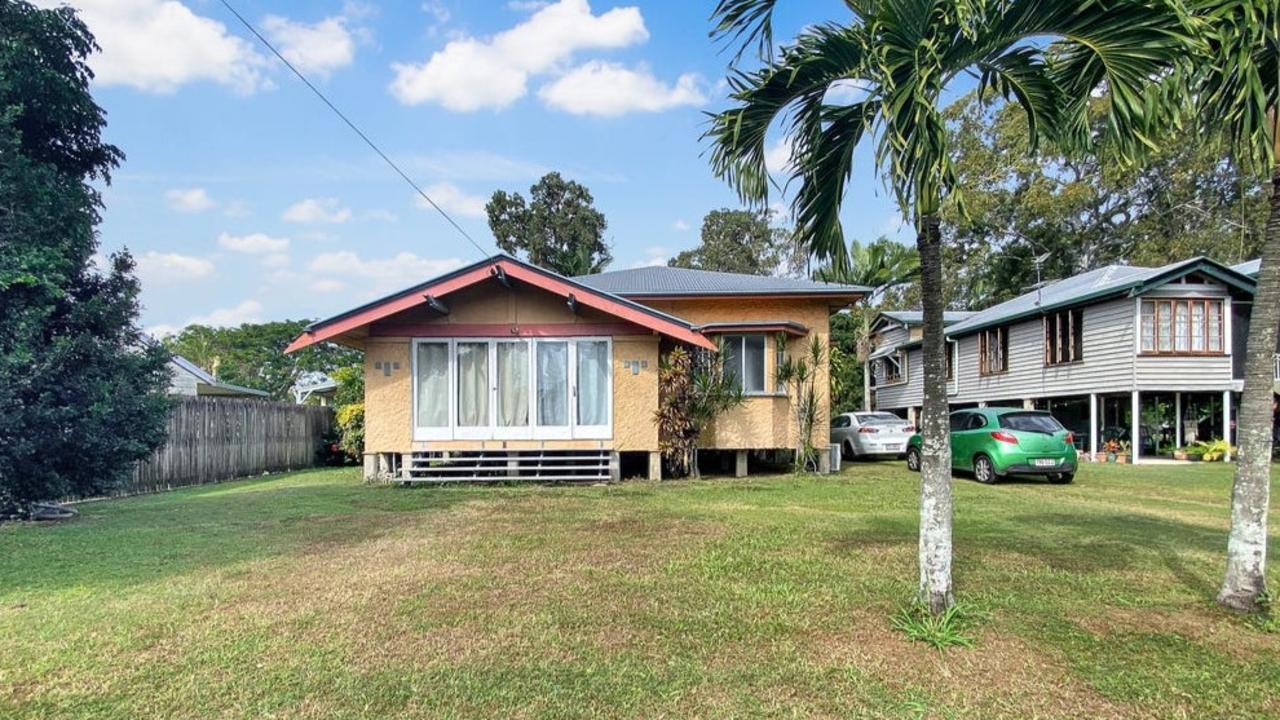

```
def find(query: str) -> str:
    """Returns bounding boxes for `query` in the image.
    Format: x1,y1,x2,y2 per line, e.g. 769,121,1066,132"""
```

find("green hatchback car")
905,408,1078,484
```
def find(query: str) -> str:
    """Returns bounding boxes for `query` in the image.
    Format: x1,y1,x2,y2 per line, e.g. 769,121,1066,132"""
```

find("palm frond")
711,0,782,62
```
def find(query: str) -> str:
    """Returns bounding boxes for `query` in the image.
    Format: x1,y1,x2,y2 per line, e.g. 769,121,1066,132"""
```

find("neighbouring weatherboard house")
167,355,270,399
285,254,867,482
865,257,1267,462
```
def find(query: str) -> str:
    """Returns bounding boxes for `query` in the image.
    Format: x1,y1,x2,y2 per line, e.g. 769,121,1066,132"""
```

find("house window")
1043,308,1084,365
979,327,1008,375
723,334,766,393
774,337,787,393
413,337,611,441
1140,299,1224,355
945,341,956,381
881,351,907,384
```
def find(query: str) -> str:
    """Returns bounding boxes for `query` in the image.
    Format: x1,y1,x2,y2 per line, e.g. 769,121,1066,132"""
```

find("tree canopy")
0,0,171,510
486,172,611,276
163,321,362,402
668,208,800,275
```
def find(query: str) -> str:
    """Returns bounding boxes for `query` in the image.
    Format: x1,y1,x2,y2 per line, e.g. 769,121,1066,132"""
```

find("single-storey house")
285,254,867,482
167,355,270,399
865,256,1265,462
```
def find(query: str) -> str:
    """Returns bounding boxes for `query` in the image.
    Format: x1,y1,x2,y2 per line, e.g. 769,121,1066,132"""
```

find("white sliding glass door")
412,337,610,441
535,341,570,439
575,340,610,438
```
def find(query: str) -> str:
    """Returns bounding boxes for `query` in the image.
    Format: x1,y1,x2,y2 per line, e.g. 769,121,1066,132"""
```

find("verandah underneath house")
285,254,867,481
865,257,1266,462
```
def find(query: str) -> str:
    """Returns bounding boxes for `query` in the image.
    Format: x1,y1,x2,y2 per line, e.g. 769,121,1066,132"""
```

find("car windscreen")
856,413,904,425
998,412,1064,434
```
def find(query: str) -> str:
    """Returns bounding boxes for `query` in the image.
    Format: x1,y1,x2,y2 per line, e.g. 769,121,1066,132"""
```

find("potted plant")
1114,440,1131,465
1173,446,1197,462
1102,439,1122,463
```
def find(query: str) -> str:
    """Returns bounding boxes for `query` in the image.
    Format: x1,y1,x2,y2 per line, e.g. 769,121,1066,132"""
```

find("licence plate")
1032,458,1059,467
884,444,902,452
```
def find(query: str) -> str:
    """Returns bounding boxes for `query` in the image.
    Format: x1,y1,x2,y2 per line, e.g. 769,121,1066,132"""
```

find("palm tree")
707,0,1192,613
1194,0,1279,612
816,237,920,301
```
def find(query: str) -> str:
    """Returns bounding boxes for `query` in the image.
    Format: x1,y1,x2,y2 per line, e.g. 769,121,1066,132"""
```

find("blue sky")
52,0,911,334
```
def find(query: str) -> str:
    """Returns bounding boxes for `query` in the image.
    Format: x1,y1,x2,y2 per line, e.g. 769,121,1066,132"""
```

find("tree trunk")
916,212,954,614
1218,166,1280,612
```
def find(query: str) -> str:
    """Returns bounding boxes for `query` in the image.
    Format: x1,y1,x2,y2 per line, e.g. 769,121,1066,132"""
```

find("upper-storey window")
979,327,1008,375
1140,298,1224,355
881,351,907,384
945,341,957,381
1044,308,1084,365
722,334,767,393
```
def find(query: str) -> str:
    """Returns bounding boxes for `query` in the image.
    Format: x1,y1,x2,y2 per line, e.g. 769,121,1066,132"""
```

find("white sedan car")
831,412,915,460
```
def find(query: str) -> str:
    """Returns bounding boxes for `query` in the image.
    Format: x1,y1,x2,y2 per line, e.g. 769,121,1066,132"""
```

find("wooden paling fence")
120,397,334,496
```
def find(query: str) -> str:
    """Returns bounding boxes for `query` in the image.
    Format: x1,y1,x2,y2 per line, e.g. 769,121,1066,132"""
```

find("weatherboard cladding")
574,265,868,296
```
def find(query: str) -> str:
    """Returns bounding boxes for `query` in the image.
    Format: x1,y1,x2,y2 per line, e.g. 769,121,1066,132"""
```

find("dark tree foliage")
0,1,170,510
669,208,797,275
163,321,363,401
486,172,612,276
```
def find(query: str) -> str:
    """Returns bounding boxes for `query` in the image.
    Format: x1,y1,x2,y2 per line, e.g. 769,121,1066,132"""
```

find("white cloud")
217,232,290,254
282,197,352,224
416,183,488,218
136,251,215,284
825,79,869,105
538,61,705,116
261,253,291,268
189,299,263,327
310,278,348,293
165,187,215,213
366,209,399,222
389,0,648,111
309,251,465,295
673,219,690,231
765,136,794,176
630,246,668,268
406,151,547,182
33,0,270,94
261,14,356,79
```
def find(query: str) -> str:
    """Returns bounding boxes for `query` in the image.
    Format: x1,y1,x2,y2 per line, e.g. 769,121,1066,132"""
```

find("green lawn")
1,463,1278,719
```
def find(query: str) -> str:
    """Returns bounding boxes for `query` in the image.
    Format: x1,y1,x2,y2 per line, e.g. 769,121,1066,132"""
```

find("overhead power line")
216,0,491,260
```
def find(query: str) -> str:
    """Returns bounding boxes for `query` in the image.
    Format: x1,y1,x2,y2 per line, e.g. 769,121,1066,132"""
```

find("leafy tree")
1190,0,1279,613
707,0,1190,613
486,172,611,276
163,321,361,401
669,208,795,275
816,237,920,298
938,92,1266,307
0,1,170,511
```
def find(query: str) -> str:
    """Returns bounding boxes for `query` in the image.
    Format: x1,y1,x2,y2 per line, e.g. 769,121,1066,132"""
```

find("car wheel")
905,447,922,472
1050,472,1074,484
973,455,999,484
842,441,855,460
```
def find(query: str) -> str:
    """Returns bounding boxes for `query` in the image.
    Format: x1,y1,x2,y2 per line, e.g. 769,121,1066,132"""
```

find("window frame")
978,326,1009,376
722,333,769,395
1043,308,1084,366
411,336,612,442
880,350,908,386
1138,298,1225,356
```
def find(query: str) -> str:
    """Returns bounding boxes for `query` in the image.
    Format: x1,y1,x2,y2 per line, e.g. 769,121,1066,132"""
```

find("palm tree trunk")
917,212,954,614
1218,164,1280,612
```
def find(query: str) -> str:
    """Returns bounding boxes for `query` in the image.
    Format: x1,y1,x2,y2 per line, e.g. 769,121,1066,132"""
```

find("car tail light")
991,431,1020,445
1064,432,1075,446
858,427,879,434
903,426,915,433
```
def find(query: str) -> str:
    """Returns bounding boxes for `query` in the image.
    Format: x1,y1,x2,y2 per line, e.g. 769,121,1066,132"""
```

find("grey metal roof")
879,310,977,326
574,265,869,297
1232,259,1260,277
170,355,271,398
945,257,1254,337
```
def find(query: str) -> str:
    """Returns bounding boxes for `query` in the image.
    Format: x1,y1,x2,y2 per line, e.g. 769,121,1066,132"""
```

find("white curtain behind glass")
576,341,608,426
497,342,529,427
416,343,448,427
537,342,568,426
457,342,489,426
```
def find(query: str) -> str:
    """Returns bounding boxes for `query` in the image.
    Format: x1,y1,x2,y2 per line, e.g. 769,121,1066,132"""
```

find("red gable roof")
284,255,716,353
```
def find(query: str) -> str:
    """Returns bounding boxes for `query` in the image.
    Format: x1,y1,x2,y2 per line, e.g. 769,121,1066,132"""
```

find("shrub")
335,403,364,458
891,602,981,650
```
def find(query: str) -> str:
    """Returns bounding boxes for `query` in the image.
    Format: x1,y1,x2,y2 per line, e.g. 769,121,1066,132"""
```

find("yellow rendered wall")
362,280,660,453
644,298,838,451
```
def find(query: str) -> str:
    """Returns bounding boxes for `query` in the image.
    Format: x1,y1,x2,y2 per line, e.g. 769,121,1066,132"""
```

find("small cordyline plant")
776,334,826,473
655,344,743,478
891,602,981,651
